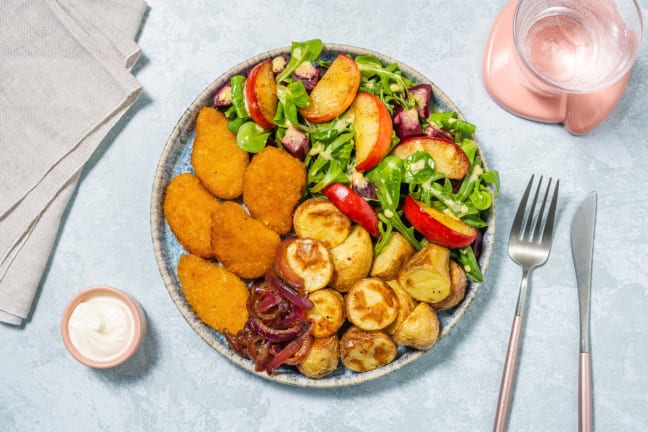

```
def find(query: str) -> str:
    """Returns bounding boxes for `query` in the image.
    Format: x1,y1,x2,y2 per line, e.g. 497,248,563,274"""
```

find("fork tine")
510,175,535,239
531,177,552,242
523,176,544,241
540,179,559,248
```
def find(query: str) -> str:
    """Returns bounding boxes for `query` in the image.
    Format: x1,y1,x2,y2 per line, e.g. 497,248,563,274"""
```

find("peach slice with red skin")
392,136,469,180
245,59,277,129
300,54,360,123
403,195,477,248
350,92,393,172
322,183,379,238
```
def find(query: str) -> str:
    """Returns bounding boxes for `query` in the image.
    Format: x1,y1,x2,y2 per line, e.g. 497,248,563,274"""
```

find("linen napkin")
0,0,146,325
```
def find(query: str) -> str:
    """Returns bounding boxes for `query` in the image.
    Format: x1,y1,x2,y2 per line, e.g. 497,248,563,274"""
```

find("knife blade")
570,191,597,432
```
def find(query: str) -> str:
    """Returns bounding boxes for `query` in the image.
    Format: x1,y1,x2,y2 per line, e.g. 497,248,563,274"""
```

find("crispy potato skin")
293,197,351,249
398,242,451,303
384,280,417,335
297,335,340,379
177,254,249,333
329,225,373,292
211,201,280,279
306,289,345,338
393,302,440,350
430,260,467,310
192,107,249,199
163,173,220,258
345,278,399,331
243,146,306,234
370,232,416,280
339,326,397,373
283,238,333,293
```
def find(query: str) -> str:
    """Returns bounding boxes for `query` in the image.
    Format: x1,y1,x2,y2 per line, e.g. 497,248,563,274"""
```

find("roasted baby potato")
393,302,440,350
430,260,467,310
243,146,306,235
306,289,345,338
345,278,399,331
293,197,351,248
297,335,340,379
384,279,417,335
398,242,451,303
163,173,220,259
339,326,397,373
177,254,249,334
370,232,416,280
329,225,373,292
191,107,249,199
280,237,333,292
210,201,280,279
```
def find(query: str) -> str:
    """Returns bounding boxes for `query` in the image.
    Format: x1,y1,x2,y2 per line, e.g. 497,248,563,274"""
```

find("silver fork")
493,175,560,432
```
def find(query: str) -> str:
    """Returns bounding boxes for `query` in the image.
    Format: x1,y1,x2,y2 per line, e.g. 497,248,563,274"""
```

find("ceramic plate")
151,43,495,387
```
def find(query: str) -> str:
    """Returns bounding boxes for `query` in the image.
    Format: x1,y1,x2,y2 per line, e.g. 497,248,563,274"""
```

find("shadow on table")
92,311,160,383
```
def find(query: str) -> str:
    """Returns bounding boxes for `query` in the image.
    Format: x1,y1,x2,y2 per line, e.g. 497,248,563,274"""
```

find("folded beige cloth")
0,0,146,325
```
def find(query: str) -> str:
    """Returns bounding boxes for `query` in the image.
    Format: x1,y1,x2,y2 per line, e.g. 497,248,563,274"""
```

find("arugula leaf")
276,39,324,84
237,121,271,153
274,80,310,127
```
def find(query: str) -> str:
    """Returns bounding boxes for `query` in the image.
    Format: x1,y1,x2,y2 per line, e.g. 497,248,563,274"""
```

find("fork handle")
493,315,523,432
579,352,592,432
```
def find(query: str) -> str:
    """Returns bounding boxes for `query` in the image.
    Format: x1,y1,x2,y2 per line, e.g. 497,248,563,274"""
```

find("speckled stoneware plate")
151,43,496,388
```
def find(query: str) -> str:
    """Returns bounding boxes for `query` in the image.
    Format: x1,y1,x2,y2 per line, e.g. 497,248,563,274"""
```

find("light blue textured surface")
2,0,647,430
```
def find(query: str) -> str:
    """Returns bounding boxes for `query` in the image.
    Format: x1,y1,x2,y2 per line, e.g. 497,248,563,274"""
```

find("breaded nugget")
177,254,249,333
243,146,306,234
192,107,249,199
211,201,280,279
163,173,220,258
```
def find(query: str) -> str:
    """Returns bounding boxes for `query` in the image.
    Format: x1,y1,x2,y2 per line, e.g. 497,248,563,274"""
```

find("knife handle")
579,352,592,432
494,315,523,432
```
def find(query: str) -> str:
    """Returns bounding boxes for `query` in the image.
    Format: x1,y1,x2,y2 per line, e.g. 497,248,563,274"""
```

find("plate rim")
150,42,496,388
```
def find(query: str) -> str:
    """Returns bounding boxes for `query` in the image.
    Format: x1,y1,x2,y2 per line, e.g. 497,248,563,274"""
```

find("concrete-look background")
2,1,647,430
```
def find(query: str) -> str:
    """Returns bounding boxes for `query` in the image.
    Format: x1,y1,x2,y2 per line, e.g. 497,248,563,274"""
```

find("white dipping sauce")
67,294,135,362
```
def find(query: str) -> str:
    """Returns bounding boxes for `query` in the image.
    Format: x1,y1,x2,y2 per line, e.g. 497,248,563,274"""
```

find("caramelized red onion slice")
266,270,313,311
248,316,308,342
265,322,313,371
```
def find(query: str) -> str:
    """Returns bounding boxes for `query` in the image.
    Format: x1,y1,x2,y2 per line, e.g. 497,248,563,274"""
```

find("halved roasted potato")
306,289,345,338
339,326,397,373
293,197,351,249
345,278,398,331
398,242,451,303
297,335,340,379
370,232,415,280
393,302,440,350
329,225,373,292
430,260,467,310
384,279,417,335
280,237,333,292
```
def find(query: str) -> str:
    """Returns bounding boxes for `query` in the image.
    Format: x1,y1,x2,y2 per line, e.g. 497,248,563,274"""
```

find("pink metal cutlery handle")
494,315,523,432
579,352,593,432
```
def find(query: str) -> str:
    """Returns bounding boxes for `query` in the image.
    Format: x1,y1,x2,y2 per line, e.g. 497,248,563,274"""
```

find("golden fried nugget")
243,146,306,234
211,201,280,279
177,254,249,333
192,107,249,199
163,173,220,258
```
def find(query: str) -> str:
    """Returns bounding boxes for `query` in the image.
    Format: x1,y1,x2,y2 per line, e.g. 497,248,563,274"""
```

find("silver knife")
570,191,597,432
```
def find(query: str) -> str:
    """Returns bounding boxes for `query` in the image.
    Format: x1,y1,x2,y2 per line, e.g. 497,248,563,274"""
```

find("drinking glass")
482,0,643,134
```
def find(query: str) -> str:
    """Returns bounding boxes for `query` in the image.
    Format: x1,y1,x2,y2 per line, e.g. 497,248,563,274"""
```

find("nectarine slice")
300,54,360,123
350,92,393,172
393,136,469,180
245,59,277,129
403,195,477,248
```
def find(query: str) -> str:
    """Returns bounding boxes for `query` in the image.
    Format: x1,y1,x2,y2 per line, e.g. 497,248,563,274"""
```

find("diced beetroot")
350,172,377,200
409,84,433,119
292,61,320,93
392,104,422,140
281,125,309,160
424,124,454,141
272,55,289,74
212,82,232,108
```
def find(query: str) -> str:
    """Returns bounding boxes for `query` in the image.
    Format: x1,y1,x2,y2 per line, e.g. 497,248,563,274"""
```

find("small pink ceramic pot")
61,286,147,368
